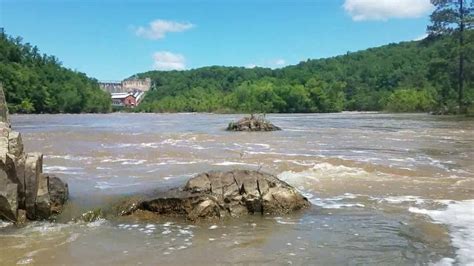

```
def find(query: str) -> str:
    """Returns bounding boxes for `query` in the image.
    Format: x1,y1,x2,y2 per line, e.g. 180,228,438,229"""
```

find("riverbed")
1,113,473,265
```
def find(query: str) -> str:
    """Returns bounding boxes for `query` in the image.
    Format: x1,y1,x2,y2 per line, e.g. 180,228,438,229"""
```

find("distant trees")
1,27,473,115
0,31,111,114
134,30,472,114
428,0,474,113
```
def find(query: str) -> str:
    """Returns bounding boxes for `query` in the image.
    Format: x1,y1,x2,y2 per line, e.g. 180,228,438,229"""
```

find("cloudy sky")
0,0,433,80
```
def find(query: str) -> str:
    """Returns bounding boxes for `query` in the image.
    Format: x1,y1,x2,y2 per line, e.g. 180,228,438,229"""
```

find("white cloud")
136,19,194,40
274,59,286,66
414,33,428,41
245,58,287,69
343,0,433,21
152,51,186,70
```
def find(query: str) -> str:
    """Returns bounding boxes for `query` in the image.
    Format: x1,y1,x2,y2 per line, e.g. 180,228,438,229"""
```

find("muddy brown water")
1,113,473,265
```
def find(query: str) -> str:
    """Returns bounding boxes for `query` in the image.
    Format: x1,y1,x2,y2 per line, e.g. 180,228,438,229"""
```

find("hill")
134,31,473,114
0,31,111,114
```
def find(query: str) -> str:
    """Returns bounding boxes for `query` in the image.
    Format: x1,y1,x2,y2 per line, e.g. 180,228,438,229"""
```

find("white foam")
45,155,91,161
43,165,82,171
410,200,474,265
213,162,258,166
94,181,140,190
431,258,456,266
16,257,34,265
0,221,12,228
380,196,425,205
121,159,147,165
278,163,369,185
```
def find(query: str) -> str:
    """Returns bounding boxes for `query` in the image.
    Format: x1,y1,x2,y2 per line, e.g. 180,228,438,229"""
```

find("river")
1,113,473,265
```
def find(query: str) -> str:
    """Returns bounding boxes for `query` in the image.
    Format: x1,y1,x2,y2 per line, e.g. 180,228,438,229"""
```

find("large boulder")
0,171,18,221
227,115,281,132
124,170,310,221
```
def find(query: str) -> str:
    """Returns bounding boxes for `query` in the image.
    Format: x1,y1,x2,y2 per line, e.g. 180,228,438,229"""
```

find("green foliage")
385,89,436,112
19,99,35,113
428,0,474,113
0,32,111,113
135,31,473,113
428,0,473,35
2,29,473,114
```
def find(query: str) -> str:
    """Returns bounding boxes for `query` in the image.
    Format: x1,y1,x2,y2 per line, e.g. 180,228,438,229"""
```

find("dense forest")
134,31,473,114
1,29,472,114
0,31,111,114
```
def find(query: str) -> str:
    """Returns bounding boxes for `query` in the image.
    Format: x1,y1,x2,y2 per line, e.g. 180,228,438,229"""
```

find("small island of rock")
120,170,310,221
227,115,281,131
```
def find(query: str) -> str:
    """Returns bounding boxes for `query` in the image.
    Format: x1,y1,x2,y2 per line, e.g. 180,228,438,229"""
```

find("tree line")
1,1,472,114
133,30,472,114
132,0,473,114
0,31,111,114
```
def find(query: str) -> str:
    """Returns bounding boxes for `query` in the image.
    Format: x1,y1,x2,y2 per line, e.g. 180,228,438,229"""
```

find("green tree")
19,99,35,113
428,0,474,112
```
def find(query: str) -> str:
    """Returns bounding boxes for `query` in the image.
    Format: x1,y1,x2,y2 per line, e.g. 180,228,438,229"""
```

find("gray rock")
124,170,310,221
0,85,9,124
12,155,26,209
16,209,27,224
24,153,42,219
227,115,281,132
0,183,18,221
0,85,69,222
0,167,18,221
47,175,69,214
8,131,23,157
35,173,51,219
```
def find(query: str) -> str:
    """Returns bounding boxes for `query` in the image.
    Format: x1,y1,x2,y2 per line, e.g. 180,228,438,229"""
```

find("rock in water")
227,115,281,132
47,175,69,214
124,170,310,221
0,84,69,222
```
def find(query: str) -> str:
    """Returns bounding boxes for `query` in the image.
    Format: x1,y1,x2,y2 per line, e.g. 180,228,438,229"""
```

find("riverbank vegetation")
0,31,111,114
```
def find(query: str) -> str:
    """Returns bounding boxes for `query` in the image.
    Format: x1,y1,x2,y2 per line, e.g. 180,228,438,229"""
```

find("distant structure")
99,78,151,108
111,90,145,108
99,78,151,93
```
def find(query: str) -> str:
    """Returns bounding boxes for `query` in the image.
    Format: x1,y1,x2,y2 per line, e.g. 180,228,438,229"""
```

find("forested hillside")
135,31,473,114
0,32,111,113
1,30,472,114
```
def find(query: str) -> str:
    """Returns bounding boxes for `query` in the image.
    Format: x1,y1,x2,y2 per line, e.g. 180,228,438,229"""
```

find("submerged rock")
227,115,281,132
123,170,310,221
0,85,69,222
74,209,104,223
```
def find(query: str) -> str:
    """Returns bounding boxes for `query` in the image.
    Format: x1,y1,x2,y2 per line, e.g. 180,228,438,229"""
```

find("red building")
111,90,145,108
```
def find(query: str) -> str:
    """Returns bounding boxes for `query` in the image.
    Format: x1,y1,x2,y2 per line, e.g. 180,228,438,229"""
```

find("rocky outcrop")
122,170,310,221
0,85,68,222
227,115,281,132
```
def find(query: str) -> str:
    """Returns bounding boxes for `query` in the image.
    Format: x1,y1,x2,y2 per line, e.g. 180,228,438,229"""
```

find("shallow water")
1,113,473,265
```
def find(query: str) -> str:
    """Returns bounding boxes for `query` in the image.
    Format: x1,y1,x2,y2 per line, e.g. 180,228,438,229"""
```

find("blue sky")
0,0,433,80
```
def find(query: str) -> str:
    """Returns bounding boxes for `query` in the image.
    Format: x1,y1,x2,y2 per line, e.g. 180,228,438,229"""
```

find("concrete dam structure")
99,78,151,94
